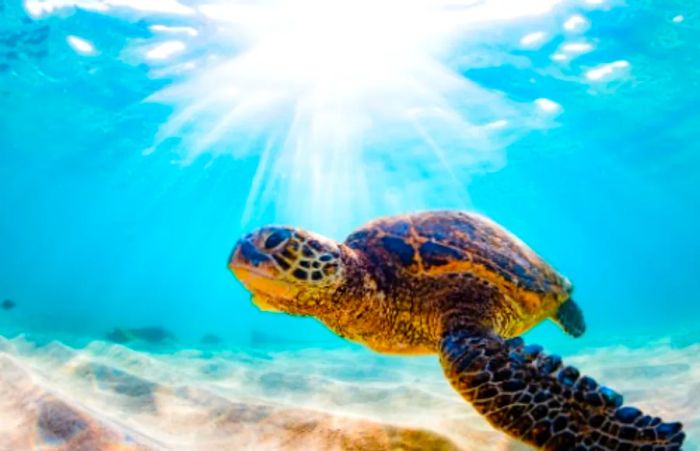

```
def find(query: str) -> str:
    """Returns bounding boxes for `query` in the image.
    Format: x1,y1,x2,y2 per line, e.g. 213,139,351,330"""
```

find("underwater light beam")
144,0,566,235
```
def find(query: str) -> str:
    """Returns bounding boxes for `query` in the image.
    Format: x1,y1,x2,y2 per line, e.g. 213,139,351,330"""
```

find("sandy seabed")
0,335,697,451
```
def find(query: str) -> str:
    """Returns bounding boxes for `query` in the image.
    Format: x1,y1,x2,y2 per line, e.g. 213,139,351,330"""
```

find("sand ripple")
0,336,697,450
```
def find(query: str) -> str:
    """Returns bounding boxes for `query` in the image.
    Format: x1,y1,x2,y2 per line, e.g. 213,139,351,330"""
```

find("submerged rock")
105,328,130,344
105,326,176,345
37,400,89,443
1,299,16,310
131,327,176,344
0,352,156,449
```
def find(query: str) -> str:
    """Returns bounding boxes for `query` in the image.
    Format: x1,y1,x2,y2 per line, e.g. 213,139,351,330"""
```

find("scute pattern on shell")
345,211,568,298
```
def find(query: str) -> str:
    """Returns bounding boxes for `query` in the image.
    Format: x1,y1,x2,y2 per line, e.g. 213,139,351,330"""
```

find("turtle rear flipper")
439,328,685,450
552,298,586,338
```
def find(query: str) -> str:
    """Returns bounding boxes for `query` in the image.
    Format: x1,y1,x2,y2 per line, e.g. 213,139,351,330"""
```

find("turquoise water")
1,0,699,448
0,0,700,356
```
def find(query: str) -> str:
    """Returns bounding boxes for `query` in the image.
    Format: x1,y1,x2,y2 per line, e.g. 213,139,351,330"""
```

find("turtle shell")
344,211,570,297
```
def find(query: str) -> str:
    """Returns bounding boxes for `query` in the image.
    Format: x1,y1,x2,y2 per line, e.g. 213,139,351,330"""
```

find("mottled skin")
229,211,685,451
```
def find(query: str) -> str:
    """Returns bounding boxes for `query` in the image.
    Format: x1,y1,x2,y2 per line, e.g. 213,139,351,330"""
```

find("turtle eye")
264,230,290,250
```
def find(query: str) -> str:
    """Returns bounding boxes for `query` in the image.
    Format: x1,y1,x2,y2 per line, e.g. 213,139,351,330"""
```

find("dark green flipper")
439,328,685,451
553,298,586,338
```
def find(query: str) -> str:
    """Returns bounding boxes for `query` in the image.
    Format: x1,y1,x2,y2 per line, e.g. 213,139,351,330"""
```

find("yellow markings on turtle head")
235,267,297,300
251,293,283,313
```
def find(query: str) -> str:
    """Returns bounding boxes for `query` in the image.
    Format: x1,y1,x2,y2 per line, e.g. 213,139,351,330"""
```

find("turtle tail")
439,328,685,450
553,298,586,338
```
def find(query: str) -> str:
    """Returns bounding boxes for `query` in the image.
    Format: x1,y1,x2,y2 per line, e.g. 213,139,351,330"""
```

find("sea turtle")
228,211,685,450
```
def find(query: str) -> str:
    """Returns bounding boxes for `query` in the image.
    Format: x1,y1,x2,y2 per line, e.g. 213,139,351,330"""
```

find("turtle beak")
229,236,275,276
228,236,290,299
231,237,269,267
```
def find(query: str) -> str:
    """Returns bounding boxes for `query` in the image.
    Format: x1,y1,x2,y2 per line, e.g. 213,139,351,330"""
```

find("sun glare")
25,0,619,235
143,0,575,234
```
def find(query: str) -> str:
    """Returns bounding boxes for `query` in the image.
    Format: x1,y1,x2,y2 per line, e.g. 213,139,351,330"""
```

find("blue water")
0,0,698,358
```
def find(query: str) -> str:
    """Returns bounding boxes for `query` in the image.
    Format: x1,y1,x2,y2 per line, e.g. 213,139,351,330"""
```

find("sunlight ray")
242,136,277,226
24,0,616,233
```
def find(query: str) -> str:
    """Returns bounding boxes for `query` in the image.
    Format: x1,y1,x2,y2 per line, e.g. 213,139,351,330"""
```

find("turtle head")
228,226,345,315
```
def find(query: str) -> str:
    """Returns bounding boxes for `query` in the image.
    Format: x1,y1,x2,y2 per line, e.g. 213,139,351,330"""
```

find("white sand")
0,336,696,450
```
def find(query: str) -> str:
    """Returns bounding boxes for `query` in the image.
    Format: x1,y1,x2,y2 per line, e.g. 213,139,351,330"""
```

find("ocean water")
0,0,698,449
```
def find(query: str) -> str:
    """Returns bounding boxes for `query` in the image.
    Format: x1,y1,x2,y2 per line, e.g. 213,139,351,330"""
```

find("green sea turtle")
228,211,685,450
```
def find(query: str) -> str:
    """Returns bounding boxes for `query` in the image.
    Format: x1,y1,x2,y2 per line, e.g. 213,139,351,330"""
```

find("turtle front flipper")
439,328,685,450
